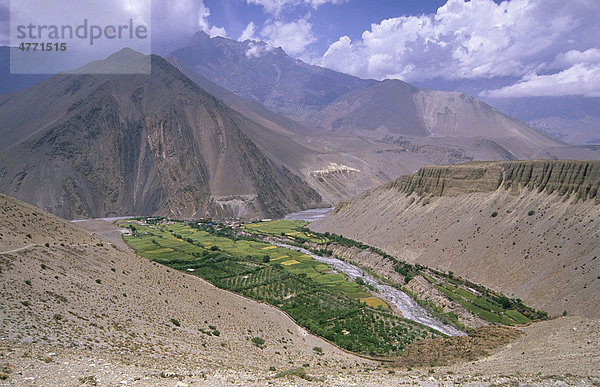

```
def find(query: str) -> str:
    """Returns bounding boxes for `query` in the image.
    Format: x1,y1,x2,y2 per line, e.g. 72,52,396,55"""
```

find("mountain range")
0,33,599,219
0,50,322,219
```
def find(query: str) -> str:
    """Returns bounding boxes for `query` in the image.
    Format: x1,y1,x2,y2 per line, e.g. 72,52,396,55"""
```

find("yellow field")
360,297,388,309
281,259,300,266
261,246,277,250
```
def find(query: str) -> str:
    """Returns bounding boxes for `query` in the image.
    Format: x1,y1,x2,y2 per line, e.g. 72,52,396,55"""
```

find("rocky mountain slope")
171,32,373,121
0,49,323,219
311,160,600,318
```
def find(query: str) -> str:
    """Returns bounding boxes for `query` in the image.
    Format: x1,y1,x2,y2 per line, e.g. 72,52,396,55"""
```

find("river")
272,241,465,337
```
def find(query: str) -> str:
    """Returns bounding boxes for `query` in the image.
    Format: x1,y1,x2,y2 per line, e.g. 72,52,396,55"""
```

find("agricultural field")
119,220,441,356
242,220,329,244
241,221,548,327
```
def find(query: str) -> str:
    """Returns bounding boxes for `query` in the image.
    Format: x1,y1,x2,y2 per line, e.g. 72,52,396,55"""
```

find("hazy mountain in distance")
484,96,600,145
166,56,318,137
170,31,374,121
0,49,323,219
313,79,600,160
168,33,599,162
315,79,557,143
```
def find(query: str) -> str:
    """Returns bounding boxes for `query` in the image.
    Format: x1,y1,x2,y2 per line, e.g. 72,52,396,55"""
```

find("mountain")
484,96,600,145
311,160,600,318
170,32,374,121
170,34,599,163
0,49,323,219
166,56,317,137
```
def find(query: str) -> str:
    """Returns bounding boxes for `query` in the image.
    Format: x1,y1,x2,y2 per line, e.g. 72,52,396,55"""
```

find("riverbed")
284,207,334,222
273,241,465,337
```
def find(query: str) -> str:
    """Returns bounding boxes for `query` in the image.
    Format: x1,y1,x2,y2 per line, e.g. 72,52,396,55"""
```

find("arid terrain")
1,193,599,385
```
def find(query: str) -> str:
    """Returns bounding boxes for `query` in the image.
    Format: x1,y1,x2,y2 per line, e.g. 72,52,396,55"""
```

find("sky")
2,0,599,98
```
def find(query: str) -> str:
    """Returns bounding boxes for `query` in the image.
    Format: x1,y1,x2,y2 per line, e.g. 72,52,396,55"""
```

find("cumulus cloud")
482,64,600,98
239,21,257,41
197,0,227,38
260,17,315,56
319,0,600,98
247,0,346,16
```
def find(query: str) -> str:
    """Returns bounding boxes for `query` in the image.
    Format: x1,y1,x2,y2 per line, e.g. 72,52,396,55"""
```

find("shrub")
53,314,62,321
313,346,323,354
95,279,101,284
210,245,220,251
491,211,498,218
170,318,181,327
263,255,270,263
251,337,265,346
528,210,535,216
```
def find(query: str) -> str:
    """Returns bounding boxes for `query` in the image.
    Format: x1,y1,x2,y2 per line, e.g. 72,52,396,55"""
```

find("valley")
0,5,599,384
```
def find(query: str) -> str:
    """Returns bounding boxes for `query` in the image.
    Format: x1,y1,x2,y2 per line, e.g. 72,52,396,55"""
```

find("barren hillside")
0,194,371,378
1,193,599,384
311,160,600,318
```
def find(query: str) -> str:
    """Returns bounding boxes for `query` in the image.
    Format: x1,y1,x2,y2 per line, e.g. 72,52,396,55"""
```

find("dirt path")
0,244,38,255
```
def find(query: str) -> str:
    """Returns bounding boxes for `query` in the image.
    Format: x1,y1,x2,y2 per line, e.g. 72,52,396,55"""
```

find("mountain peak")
66,47,150,74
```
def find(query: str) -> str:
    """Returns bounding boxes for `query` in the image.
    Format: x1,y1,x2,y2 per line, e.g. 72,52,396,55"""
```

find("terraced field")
119,219,441,356
243,220,548,327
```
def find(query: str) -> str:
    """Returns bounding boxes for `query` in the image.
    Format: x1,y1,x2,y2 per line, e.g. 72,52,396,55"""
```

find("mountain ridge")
0,52,323,219
311,160,600,318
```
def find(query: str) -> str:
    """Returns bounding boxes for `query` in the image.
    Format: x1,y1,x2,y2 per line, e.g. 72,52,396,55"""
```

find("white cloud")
546,48,600,70
245,41,272,58
246,0,346,16
319,0,600,97
482,64,600,98
239,21,256,41
260,17,315,56
197,0,227,38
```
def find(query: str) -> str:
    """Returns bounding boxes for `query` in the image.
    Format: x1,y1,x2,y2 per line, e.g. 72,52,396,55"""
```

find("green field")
242,220,329,244
119,220,441,356
240,219,547,326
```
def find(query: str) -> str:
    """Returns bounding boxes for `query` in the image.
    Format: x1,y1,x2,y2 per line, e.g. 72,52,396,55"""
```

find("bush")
251,337,265,346
263,255,271,263
528,210,535,216
491,211,498,218
313,346,323,354
210,245,220,251
170,318,181,327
